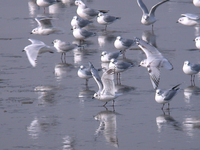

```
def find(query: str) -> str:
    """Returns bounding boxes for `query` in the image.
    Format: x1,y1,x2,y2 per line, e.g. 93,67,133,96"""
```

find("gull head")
52,39,61,46
116,36,122,41
80,65,85,70
139,59,148,67
98,12,104,17
194,36,200,43
184,60,190,66
101,51,107,56
92,93,99,99
143,15,149,20
156,89,162,95
31,28,39,34
73,16,78,20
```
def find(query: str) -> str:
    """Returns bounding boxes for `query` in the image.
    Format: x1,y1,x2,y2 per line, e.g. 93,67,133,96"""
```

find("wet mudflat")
0,0,200,149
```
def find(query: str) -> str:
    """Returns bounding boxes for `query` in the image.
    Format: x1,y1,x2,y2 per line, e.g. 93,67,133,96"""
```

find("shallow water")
0,0,200,149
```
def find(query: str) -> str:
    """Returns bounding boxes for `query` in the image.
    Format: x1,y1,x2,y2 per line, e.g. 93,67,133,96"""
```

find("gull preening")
77,65,93,86
71,16,93,28
89,62,122,106
135,37,173,89
23,39,54,67
101,51,123,63
31,17,63,35
155,83,181,110
183,60,200,85
137,0,169,27
52,39,78,62
97,12,121,30
75,0,108,20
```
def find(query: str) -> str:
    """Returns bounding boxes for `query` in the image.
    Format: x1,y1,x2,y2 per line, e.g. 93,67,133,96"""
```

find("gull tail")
172,83,182,91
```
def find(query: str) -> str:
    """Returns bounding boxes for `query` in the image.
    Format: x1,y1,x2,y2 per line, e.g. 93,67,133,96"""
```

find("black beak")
92,97,94,99
22,50,25,52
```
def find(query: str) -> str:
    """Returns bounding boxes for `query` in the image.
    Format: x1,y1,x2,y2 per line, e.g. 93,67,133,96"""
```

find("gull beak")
92,96,94,99
22,49,25,52
30,32,33,34
176,21,179,23
138,64,141,67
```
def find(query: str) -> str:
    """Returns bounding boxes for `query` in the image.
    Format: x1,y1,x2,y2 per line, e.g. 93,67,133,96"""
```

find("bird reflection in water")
156,110,182,133
34,85,56,105
98,34,116,48
78,85,95,106
94,108,119,148
142,30,157,48
54,63,74,81
183,117,200,137
184,85,200,103
62,135,75,150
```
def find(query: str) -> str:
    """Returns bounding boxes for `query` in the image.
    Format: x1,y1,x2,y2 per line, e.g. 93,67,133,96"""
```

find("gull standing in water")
75,0,109,20
31,17,63,35
135,37,173,89
36,0,60,13
52,39,77,62
137,0,169,28
77,65,93,86
183,60,200,85
155,84,181,110
71,16,93,28
89,62,122,106
72,26,96,45
177,13,200,26
101,51,123,63
97,12,121,30
23,39,54,67
114,36,136,58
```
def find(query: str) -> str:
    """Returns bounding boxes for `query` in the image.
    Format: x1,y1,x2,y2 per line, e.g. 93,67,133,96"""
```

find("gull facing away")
72,26,96,44
135,37,173,90
75,0,109,20
52,39,78,62
36,0,60,13
194,36,200,49
97,12,121,30
183,60,200,85
155,83,181,110
193,0,200,7
137,0,169,27
31,17,63,35
89,62,122,106
114,36,136,58
177,13,200,26
71,16,93,28
77,65,93,86
22,39,54,67
101,51,123,63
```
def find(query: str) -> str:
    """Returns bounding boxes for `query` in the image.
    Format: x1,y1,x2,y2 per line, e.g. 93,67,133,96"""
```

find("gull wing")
108,51,121,60
181,13,200,20
191,63,200,72
103,15,117,23
147,66,160,90
28,39,45,45
121,38,135,47
80,29,94,38
89,62,103,92
162,59,173,70
59,42,76,52
149,0,169,17
83,7,98,17
35,17,53,28
101,69,115,96
137,0,149,15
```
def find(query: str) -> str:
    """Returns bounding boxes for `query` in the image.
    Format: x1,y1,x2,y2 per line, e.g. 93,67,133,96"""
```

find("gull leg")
103,102,107,107
161,103,165,110
85,79,88,86
167,103,170,110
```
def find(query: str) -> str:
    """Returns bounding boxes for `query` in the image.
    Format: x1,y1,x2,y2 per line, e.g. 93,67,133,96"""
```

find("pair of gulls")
23,39,78,67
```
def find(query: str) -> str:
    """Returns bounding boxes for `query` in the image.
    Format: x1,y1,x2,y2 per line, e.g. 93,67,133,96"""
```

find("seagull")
52,39,77,62
135,37,173,90
75,0,109,20
31,17,62,35
137,0,169,27
97,12,120,30
101,51,123,63
77,65,93,86
109,58,134,84
114,36,136,57
36,0,60,13
155,83,181,110
194,36,200,49
89,62,122,106
177,13,200,26
71,16,93,28
183,60,200,85
193,0,200,7
22,39,54,67
72,26,96,44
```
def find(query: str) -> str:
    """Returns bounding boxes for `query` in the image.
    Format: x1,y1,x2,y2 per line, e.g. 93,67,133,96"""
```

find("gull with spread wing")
137,0,169,27
135,37,173,90
89,62,122,106
23,39,54,67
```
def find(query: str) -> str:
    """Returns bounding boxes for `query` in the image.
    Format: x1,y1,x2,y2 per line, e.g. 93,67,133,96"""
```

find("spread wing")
35,17,53,28
101,69,115,96
28,39,45,45
181,13,200,20
149,0,169,17
137,0,149,15
147,66,160,90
